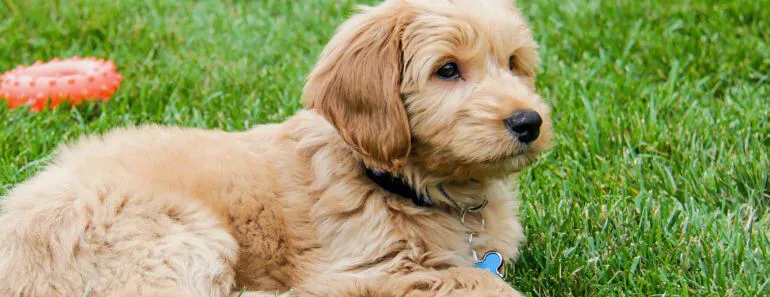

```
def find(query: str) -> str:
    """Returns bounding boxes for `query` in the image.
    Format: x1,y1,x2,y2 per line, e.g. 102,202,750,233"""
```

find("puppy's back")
0,125,242,297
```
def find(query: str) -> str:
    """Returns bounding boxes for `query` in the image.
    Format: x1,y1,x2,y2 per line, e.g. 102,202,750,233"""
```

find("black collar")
365,168,433,207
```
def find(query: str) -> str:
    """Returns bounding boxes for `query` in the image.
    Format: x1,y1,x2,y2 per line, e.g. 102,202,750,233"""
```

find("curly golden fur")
0,0,552,296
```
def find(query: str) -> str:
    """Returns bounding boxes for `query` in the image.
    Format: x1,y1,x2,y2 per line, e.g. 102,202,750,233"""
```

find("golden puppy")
0,0,551,296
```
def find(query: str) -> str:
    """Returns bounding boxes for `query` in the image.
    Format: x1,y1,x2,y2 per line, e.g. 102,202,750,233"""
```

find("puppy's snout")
504,110,542,143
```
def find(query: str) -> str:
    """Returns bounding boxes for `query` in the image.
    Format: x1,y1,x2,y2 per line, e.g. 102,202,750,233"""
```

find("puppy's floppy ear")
302,2,411,172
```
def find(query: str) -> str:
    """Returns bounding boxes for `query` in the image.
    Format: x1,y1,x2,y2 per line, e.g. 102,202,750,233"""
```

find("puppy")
0,0,551,296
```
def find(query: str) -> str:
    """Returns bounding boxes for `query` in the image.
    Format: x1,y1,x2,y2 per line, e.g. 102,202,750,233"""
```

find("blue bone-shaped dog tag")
474,251,505,279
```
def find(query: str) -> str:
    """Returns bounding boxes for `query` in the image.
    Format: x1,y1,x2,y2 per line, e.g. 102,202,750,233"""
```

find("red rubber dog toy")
0,57,123,111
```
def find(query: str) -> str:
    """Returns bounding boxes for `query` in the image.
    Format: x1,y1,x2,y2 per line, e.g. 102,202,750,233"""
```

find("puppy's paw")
394,267,523,297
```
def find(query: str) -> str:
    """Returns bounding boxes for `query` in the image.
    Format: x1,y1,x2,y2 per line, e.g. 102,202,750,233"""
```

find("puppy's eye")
509,54,532,78
508,55,518,71
436,62,460,80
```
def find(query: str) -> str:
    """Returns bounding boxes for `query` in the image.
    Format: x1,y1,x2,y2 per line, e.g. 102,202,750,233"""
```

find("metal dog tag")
474,251,505,279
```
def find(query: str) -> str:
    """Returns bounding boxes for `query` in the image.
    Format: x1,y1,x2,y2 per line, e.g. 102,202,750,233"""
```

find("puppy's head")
303,0,552,178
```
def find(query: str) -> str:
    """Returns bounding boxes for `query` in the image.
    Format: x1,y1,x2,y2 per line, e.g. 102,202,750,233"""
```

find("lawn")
1,0,768,296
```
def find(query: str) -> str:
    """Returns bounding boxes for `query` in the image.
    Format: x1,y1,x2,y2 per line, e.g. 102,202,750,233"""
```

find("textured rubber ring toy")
0,57,123,111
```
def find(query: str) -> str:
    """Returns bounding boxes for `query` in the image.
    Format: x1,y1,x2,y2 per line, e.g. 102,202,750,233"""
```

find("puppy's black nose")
504,110,542,143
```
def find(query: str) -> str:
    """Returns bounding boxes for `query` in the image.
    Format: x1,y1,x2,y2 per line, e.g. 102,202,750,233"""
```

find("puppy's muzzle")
504,109,542,143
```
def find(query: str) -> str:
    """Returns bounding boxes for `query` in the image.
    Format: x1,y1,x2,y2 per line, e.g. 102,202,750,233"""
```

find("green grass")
1,0,768,296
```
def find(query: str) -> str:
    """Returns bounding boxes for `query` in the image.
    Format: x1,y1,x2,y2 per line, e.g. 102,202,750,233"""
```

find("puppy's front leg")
231,291,295,297
387,267,523,297
299,267,523,297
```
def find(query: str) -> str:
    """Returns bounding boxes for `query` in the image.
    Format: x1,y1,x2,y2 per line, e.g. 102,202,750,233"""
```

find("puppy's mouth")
478,145,540,169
